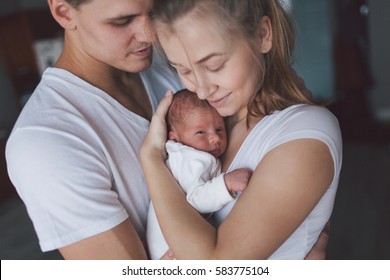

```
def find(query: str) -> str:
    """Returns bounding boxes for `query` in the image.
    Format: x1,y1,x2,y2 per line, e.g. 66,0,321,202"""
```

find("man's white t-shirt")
6,63,183,252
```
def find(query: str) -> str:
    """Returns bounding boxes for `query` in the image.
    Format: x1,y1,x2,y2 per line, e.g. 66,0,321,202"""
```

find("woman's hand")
140,90,174,162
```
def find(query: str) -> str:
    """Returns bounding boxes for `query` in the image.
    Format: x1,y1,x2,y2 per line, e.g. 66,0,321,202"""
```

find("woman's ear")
258,16,273,54
47,0,76,30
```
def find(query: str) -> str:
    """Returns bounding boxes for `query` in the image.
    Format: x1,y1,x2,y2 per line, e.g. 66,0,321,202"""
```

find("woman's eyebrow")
195,53,225,64
168,53,225,67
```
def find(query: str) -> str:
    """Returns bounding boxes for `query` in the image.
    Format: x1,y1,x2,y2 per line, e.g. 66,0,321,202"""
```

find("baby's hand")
224,168,252,193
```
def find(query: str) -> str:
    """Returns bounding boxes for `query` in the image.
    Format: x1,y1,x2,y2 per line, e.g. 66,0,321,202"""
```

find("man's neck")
54,46,152,120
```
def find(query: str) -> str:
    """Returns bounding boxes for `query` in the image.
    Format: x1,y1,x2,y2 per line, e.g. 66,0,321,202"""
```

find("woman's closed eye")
205,62,226,72
177,68,192,76
167,63,190,75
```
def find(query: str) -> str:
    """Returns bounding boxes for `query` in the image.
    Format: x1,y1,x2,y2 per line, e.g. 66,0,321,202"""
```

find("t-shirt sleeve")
6,127,128,251
268,106,342,180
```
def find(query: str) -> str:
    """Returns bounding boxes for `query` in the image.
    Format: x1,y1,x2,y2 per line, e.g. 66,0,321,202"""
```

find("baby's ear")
168,131,179,141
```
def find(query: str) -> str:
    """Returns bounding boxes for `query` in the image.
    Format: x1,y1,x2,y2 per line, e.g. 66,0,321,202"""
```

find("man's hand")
304,221,331,260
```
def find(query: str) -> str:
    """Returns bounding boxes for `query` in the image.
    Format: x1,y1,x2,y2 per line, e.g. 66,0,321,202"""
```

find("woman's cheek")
181,77,197,93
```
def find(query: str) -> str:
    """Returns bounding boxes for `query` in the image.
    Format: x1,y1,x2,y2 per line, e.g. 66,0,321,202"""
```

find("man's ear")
47,0,76,30
258,16,273,54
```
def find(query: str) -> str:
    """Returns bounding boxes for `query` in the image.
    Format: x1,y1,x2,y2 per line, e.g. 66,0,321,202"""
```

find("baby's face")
170,107,227,158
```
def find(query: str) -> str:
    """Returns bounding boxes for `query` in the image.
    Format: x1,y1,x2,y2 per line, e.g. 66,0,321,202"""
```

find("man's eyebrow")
106,14,137,21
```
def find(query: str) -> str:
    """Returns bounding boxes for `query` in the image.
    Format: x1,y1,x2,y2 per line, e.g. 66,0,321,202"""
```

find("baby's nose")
210,133,221,144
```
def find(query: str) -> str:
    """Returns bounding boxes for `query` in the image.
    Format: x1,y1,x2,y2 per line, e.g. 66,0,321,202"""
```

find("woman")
141,0,342,259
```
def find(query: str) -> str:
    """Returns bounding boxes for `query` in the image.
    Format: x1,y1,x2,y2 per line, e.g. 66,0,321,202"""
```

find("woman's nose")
196,87,212,100
194,76,217,100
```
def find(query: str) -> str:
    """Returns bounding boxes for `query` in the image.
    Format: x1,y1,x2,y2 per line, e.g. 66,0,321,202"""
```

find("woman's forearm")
141,153,217,259
140,91,218,259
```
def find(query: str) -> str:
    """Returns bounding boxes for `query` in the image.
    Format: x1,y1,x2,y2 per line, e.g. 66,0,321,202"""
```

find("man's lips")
131,46,152,57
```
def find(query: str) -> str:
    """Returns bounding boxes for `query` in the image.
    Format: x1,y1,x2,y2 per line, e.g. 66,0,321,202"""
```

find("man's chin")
123,57,153,73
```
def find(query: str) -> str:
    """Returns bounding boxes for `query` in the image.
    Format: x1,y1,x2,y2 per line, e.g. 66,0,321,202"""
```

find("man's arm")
304,221,331,260
59,219,148,260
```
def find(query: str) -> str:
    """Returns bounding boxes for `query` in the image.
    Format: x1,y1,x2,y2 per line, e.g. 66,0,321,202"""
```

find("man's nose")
136,15,154,42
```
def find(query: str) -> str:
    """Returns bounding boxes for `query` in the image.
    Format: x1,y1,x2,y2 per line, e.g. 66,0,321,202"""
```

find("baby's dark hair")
167,89,217,131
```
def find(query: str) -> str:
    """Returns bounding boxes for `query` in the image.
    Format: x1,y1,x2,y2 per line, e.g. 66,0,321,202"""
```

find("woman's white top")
213,104,342,259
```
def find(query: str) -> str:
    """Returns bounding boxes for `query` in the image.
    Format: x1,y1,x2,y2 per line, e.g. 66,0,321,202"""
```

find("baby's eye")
195,130,206,135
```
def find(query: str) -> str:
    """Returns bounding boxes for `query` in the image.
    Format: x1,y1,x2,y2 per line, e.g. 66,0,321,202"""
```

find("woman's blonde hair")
153,0,319,120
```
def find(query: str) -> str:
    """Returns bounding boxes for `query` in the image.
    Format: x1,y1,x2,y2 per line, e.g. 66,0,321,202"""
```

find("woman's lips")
208,93,230,108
